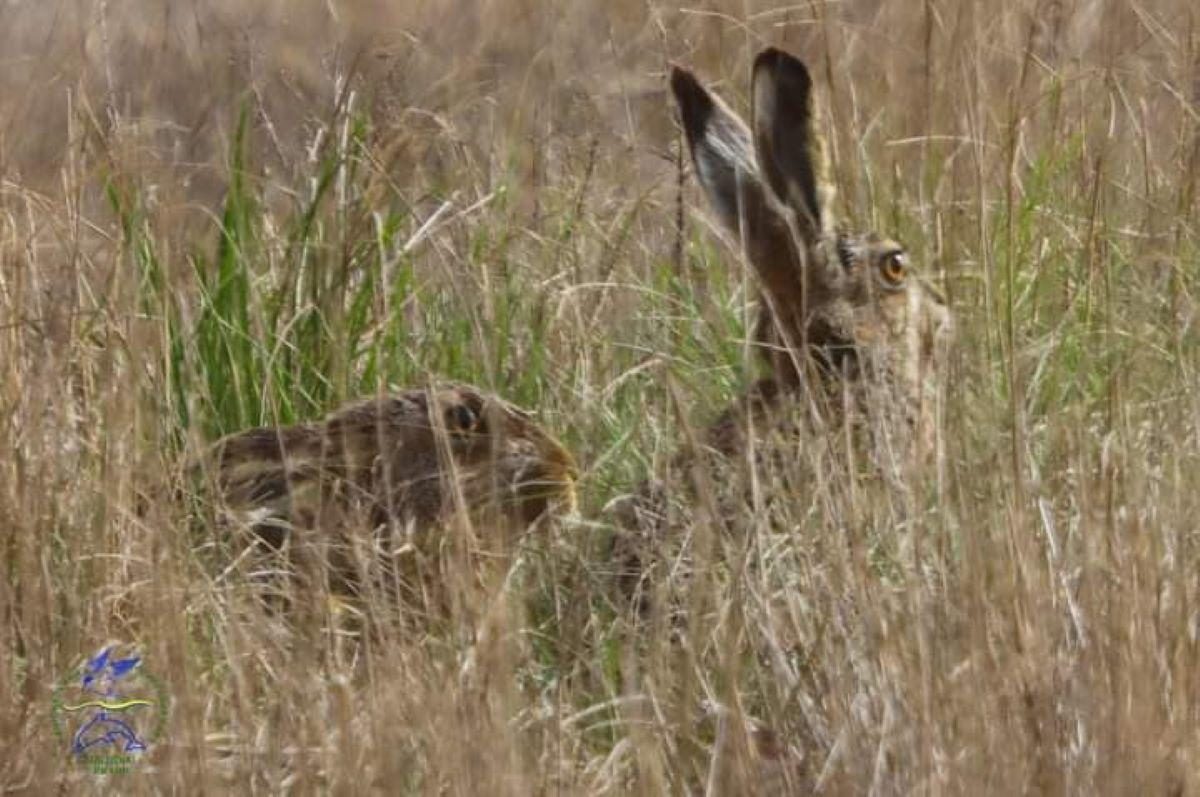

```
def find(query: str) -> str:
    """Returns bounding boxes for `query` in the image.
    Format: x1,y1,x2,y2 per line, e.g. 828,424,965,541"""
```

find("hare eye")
446,404,478,433
880,251,907,285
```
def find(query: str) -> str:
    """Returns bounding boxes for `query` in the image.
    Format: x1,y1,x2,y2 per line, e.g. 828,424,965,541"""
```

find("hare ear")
751,48,833,244
670,66,791,248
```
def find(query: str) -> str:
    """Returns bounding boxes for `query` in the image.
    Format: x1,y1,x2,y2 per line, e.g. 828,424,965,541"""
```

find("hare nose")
549,442,579,485
518,438,579,507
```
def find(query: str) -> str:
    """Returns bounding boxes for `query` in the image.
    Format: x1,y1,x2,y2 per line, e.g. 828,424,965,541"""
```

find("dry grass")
2,0,1199,793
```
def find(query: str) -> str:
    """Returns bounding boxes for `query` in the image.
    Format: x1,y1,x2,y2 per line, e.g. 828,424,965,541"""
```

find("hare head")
203,383,578,560
671,48,952,457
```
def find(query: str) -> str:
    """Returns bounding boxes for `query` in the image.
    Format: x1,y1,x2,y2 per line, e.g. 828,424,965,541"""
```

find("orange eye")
881,251,907,284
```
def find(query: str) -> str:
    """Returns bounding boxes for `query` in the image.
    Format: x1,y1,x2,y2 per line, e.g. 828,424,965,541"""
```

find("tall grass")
1,0,1198,793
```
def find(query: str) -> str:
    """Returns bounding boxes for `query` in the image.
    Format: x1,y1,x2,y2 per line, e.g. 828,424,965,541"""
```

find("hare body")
198,383,577,599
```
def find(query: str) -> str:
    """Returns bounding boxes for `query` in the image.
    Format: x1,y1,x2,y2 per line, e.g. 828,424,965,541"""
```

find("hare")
610,48,953,603
672,47,952,463
195,383,577,603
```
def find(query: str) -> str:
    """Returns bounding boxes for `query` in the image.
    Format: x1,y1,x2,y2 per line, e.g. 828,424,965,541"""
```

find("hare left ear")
670,65,782,247
751,48,835,245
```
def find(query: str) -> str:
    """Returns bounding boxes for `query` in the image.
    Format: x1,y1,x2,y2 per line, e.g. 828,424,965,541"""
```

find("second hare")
198,383,578,608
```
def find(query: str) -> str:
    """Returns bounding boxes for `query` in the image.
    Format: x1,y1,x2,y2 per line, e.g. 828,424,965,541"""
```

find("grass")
2,0,1199,793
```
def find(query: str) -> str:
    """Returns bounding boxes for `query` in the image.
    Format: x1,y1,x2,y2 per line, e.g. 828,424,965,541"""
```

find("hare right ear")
670,65,795,263
751,48,833,245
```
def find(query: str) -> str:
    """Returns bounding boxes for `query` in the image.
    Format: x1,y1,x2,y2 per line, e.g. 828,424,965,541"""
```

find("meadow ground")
1,0,1199,793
